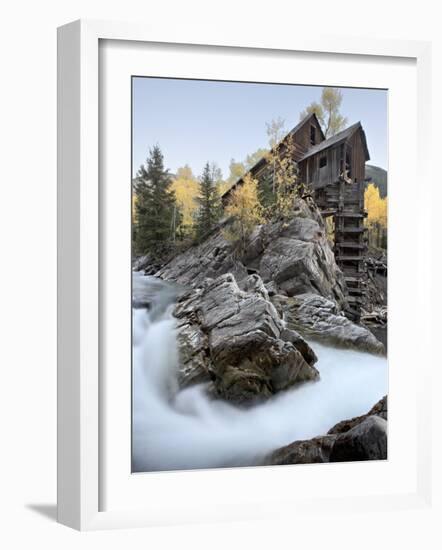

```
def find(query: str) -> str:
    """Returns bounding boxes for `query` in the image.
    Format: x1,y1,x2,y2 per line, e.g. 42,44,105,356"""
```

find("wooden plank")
336,255,365,261
347,288,365,295
337,227,366,234
344,275,366,282
312,154,367,319
335,243,366,249
338,212,366,218
347,295,363,303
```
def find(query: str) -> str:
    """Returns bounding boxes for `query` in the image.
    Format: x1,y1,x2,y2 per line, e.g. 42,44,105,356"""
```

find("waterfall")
132,273,388,473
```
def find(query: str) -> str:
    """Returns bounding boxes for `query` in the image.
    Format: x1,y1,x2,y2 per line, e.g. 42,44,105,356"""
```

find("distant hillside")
365,164,387,198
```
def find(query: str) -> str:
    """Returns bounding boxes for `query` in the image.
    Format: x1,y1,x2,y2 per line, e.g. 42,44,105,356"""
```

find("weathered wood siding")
347,129,366,183
298,127,367,189
299,145,342,189
293,115,325,153
223,122,368,210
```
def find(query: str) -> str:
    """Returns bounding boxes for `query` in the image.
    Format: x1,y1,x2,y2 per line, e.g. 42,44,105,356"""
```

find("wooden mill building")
223,113,370,319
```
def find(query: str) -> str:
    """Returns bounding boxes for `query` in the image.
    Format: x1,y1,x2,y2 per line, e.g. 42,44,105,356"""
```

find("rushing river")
132,272,388,473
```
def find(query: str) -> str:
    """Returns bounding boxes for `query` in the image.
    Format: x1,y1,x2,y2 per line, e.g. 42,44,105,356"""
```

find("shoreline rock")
329,415,387,462
327,395,387,434
271,293,385,355
174,273,319,404
265,395,388,465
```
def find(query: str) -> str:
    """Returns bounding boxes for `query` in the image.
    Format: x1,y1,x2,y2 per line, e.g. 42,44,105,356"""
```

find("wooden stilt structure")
315,178,367,320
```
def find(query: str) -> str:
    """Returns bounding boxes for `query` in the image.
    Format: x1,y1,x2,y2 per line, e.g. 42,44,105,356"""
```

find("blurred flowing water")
132,272,388,472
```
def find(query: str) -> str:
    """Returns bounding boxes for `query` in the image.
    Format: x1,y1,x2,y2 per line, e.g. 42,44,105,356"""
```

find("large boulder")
257,225,345,301
271,292,385,355
329,416,388,462
265,396,388,465
266,435,337,465
243,199,347,306
174,273,319,404
328,395,387,434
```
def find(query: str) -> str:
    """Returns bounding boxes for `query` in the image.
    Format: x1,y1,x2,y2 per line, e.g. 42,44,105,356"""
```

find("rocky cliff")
151,197,384,358
157,198,347,306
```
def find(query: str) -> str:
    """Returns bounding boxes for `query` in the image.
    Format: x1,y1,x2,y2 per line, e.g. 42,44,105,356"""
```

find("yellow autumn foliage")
264,132,298,217
218,180,233,196
364,183,388,248
223,174,264,252
170,165,200,234
132,193,138,223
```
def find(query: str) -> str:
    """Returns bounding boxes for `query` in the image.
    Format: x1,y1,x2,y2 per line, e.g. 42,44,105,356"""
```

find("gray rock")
328,395,388,434
246,202,347,305
173,273,319,404
175,319,213,388
132,254,152,272
265,435,337,465
266,396,388,465
329,416,388,462
238,273,269,301
157,198,347,307
280,328,317,366
264,281,278,297
133,253,165,276
155,197,382,355
156,222,247,286
272,292,385,355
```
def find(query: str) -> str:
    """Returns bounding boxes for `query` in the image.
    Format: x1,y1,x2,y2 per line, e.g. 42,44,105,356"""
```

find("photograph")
0,0,436,539
131,77,388,473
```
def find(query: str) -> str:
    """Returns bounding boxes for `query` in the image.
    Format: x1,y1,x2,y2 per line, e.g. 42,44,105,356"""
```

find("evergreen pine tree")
195,162,221,240
258,168,277,208
134,145,179,256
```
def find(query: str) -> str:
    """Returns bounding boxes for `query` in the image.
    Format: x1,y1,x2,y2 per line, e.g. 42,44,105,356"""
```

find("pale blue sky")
132,77,387,178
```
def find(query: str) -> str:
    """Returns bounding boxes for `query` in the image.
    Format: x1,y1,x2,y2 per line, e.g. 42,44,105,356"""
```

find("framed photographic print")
57,19,432,530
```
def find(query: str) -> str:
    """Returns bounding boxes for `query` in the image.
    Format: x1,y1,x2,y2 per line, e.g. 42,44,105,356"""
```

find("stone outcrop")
329,416,387,462
247,200,346,305
156,220,248,287
174,273,319,404
133,253,165,276
143,197,383,355
265,396,388,465
266,435,337,465
328,395,387,434
156,199,347,306
271,293,385,355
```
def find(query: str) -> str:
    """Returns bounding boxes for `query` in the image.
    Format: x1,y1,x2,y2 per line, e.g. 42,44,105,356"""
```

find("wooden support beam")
338,212,366,218
344,275,366,282
336,255,365,261
336,227,367,234
335,243,367,249
320,209,337,217
315,175,368,320
347,295,364,304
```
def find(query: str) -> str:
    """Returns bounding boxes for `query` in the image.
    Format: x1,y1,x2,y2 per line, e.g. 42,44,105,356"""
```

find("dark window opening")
319,156,327,168
310,125,316,146
345,151,352,178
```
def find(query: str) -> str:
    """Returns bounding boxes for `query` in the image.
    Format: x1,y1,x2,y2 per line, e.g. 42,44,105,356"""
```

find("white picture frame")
57,19,432,531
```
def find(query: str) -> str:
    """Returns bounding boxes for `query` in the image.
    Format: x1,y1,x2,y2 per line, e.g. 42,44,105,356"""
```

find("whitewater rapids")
132,273,388,472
